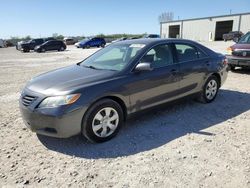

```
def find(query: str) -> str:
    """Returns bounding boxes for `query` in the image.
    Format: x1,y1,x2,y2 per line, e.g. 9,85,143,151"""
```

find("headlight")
38,94,81,108
226,47,233,55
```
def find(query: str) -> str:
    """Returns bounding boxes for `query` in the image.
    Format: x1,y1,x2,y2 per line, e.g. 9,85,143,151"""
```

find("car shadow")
38,89,250,159
231,68,250,75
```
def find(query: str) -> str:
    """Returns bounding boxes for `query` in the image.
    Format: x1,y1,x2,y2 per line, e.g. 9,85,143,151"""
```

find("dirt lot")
0,42,250,188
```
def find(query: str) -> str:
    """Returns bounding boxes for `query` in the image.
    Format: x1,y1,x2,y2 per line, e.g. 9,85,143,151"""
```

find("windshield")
80,43,145,71
238,32,250,44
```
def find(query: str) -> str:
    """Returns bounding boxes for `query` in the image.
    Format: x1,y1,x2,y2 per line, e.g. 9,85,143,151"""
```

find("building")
160,12,250,41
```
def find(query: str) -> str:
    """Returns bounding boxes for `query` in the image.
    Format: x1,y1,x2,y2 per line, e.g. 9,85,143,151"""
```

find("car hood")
232,43,250,50
25,65,117,95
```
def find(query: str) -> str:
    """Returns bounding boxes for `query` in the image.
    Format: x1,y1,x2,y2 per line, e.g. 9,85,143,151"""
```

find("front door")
128,43,181,111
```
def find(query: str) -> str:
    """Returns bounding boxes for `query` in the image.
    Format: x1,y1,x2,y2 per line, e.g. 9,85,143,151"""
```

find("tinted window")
175,44,198,62
197,48,207,58
141,44,173,68
238,32,250,44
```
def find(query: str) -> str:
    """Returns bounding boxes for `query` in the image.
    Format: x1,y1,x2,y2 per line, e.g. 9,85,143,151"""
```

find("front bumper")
19,89,87,138
227,55,250,67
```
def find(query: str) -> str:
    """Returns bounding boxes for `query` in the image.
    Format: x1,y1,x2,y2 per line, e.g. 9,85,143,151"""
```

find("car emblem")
242,52,247,57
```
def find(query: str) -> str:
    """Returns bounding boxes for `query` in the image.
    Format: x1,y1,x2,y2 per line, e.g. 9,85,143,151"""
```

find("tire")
101,43,105,48
86,45,90,49
197,75,219,103
59,46,65,51
41,48,46,53
82,99,124,143
229,65,236,71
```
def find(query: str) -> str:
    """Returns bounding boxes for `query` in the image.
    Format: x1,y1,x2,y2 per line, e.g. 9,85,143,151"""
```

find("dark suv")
19,39,45,52
34,40,66,53
223,31,243,42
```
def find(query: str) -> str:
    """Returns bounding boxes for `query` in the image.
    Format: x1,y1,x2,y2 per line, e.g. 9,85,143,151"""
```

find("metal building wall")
161,13,250,41
240,15,250,33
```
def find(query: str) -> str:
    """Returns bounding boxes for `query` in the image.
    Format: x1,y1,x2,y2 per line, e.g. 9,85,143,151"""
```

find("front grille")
22,95,37,106
232,50,250,57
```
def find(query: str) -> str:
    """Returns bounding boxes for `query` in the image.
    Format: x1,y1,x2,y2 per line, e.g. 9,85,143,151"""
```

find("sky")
0,0,249,39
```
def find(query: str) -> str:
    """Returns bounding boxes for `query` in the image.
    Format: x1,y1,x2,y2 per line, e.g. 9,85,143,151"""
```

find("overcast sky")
0,0,249,39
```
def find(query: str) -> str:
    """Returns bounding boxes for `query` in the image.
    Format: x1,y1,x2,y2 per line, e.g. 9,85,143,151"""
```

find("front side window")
140,44,173,68
175,44,199,62
238,32,250,44
80,43,145,71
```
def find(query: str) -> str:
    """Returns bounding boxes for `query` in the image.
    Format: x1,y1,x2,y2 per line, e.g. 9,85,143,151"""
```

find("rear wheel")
197,75,219,103
82,99,124,143
59,46,65,51
101,43,105,48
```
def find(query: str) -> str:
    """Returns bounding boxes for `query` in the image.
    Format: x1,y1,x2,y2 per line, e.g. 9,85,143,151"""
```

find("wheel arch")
85,95,128,121
211,73,221,88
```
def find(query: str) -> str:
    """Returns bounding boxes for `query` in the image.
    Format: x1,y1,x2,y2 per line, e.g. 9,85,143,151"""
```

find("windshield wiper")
81,64,101,70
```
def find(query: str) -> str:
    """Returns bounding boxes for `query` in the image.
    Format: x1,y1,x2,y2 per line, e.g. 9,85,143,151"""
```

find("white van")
0,39,5,48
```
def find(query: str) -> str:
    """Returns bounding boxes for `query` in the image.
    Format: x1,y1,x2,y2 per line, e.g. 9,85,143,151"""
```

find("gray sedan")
19,39,228,142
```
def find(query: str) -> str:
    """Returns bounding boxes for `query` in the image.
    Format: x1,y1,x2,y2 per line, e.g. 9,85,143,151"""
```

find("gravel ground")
0,42,250,188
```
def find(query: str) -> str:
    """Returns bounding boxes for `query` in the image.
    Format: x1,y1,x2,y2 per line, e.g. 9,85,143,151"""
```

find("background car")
34,40,66,53
64,38,77,45
143,34,161,38
20,39,228,143
17,38,45,52
223,31,243,42
111,37,127,43
76,37,106,48
0,39,6,48
227,32,250,70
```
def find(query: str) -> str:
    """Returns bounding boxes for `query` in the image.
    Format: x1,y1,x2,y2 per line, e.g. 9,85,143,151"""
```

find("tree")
158,12,174,23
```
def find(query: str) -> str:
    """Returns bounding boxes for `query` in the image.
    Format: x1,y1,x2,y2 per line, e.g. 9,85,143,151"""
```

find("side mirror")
134,62,153,72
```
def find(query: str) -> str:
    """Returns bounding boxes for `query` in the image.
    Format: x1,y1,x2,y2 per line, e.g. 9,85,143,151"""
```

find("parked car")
34,40,66,53
223,31,243,42
17,38,45,52
143,34,161,39
0,39,5,48
20,39,228,142
64,38,77,45
111,37,127,43
227,32,250,70
75,37,106,48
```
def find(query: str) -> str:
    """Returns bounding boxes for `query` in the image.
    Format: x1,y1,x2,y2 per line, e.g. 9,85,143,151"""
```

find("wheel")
86,45,90,49
229,65,236,71
59,46,65,51
224,39,227,42
197,75,219,103
41,48,46,53
101,43,105,48
82,99,124,143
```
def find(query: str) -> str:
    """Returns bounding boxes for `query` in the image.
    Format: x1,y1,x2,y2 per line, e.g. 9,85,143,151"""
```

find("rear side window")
175,44,198,62
175,44,207,62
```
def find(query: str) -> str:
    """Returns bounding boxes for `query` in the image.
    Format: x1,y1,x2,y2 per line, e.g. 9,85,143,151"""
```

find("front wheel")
229,65,236,71
82,99,124,143
197,75,219,103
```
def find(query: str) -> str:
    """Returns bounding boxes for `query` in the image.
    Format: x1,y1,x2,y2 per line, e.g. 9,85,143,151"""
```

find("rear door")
174,43,210,95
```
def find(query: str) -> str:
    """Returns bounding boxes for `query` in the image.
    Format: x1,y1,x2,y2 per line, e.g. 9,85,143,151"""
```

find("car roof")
114,38,200,46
